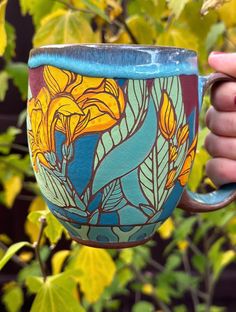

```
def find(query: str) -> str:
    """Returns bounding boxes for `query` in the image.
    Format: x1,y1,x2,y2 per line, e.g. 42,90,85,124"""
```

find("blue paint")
198,75,208,109
187,110,196,144
55,131,65,162
99,212,119,225
87,192,102,213
121,168,149,206
68,133,100,195
92,100,157,194
187,183,236,205
158,183,184,221
29,44,198,79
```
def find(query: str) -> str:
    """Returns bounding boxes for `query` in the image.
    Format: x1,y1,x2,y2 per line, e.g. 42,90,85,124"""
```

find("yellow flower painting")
28,65,125,171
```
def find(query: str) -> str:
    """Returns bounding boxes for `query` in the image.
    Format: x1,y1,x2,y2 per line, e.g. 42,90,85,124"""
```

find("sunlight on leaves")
0,0,7,56
0,241,31,270
51,250,70,275
2,282,23,312
201,0,230,15
158,218,174,240
168,0,190,18
30,273,85,312
76,246,116,303
3,175,22,208
33,9,100,47
218,0,236,27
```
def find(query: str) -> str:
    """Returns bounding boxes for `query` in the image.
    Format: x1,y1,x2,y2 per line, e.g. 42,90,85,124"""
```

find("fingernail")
234,95,236,106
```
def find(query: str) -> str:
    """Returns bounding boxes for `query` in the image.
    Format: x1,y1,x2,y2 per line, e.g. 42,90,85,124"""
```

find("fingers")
206,107,236,137
206,158,236,186
205,133,236,159
211,81,236,112
208,52,236,78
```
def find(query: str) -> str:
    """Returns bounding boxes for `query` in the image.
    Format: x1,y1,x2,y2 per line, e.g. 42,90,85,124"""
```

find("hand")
205,52,236,186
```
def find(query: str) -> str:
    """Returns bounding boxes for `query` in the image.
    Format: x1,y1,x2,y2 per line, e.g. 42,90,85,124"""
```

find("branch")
0,143,29,153
128,264,171,312
182,252,199,311
33,216,47,282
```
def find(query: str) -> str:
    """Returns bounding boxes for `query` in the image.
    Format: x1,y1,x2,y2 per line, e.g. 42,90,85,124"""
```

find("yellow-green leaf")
157,217,174,240
76,246,116,303
3,175,22,208
218,0,236,27
2,282,24,312
44,213,64,244
52,250,70,275
0,71,8,101
30,273,85,312
168,0,190,18
25,276,44,294
0,241,31,270
33,9,100,47
0,0,7,56
156,26,198,51
201,0,229,15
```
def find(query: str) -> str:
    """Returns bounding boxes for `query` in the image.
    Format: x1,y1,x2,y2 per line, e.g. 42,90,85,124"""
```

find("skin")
205,52,236,186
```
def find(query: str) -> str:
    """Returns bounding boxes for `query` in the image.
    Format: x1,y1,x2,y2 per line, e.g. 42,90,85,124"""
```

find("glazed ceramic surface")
27,45,199,247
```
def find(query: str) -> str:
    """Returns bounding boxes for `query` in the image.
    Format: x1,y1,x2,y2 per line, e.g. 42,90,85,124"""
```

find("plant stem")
0,143,29,153
128,264,171,312
182,252,199,311
34,216,47,282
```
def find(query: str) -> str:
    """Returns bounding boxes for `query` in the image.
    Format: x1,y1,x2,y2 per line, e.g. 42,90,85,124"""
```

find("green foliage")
1,0,236,311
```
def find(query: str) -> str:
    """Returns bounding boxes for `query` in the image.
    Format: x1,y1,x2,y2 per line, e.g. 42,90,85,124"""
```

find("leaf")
19,0,32,15
94,80,149,169
177,124,189,146
81,0,110,22
33,10,100,47
25,196,47,243
6,62,28,100
25,276,43,294
101,178,126,211
0,0,7,56
0,241,31,270
173,217,197,241
3,175,22,208
30,273,85,312
92,94,157,195
0,126,21,154
201,0,229,15
132,301,155,312
205,22,225,51
168,0,190,18
51,250,70,275
157,26,199,51
44,213,64,244
165,168,177,189
192,254,206,274
218,0,236,27
4,22,16,61
76,246,116,303
158,218,174,239
109,15,156,44
2,283,24,312
0,71,8,101
159,91,177,140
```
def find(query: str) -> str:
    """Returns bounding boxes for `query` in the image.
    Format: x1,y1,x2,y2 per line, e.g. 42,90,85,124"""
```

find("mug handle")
178,73,236,213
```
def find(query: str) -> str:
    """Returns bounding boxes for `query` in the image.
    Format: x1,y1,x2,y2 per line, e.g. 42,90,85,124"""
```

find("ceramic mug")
27,44,236,248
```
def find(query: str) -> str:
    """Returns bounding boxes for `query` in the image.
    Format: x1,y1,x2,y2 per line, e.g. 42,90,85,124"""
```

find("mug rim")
30,43,197,55
29,43,198,79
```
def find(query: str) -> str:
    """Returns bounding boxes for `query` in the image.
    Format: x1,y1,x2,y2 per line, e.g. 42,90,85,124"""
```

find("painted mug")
27,44,236,248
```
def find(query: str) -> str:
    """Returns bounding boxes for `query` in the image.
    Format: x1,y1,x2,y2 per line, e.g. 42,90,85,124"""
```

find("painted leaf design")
139,144,158,209
92,99,157,194
101,179,127,212
93,80,150,170
165,168,177,189
177,124,189,146
158,91,177,140
178,135,197,186
169,145,178,162
140,76,190,212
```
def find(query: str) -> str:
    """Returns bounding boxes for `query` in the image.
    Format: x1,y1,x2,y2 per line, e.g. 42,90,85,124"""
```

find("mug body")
27,44,199,248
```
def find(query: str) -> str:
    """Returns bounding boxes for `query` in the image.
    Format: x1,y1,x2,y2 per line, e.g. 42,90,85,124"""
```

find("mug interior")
29,44,198,79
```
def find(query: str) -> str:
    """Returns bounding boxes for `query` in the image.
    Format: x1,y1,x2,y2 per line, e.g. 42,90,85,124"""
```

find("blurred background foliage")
0,0,236,311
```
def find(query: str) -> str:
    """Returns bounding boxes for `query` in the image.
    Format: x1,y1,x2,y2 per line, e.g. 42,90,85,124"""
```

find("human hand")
205,52,236,186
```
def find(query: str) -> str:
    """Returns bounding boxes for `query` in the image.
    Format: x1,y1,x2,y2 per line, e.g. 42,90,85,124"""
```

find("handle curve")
179,72,236,213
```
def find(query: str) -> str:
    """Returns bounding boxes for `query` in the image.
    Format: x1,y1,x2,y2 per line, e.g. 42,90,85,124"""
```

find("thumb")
208,52,236,78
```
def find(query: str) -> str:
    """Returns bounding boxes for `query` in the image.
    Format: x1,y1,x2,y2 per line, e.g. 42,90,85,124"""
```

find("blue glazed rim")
28,44,198,79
